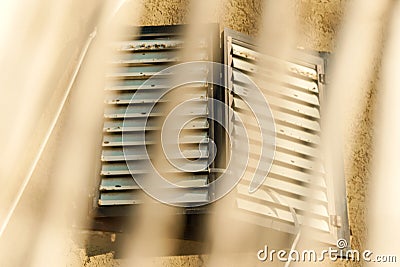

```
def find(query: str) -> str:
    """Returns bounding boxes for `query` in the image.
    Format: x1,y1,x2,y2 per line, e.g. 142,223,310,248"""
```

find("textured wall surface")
2,0,374,266
78,0,374,266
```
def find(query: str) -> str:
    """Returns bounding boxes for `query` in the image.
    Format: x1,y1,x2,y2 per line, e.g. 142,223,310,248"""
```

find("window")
92,25,349,247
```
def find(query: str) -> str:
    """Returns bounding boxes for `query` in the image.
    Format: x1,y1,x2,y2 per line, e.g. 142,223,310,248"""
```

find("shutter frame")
93,24,221,218
223,28,350,246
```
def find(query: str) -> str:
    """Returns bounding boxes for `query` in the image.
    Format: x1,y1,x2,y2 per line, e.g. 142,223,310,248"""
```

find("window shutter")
97,26,219,211
92,25,349,247
223,29,349,245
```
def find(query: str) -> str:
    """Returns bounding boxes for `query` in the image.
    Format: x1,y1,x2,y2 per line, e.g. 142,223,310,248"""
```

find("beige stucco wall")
0,1,378,266
79,0,375,266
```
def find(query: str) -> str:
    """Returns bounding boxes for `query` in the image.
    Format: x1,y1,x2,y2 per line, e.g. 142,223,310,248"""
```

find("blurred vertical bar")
367,0,400,262
121,5,188,267
296,0,393,258
208,1,298,266
0,0,103,265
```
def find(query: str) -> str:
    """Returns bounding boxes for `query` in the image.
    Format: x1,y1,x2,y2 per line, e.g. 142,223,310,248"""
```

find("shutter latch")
319,73,326,84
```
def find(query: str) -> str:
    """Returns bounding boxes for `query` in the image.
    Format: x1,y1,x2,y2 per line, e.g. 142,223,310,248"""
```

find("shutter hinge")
330,215,342,228
319,73,326,84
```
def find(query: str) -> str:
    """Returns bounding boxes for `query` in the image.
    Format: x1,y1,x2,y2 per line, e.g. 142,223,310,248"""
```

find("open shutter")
224,29,349,245
96,25,219,212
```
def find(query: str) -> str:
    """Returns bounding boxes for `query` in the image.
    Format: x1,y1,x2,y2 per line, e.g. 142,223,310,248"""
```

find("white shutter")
224,29,349,245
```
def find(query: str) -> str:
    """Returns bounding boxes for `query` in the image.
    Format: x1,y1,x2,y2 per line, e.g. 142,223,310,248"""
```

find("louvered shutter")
224,29,349,245
96,25,219,211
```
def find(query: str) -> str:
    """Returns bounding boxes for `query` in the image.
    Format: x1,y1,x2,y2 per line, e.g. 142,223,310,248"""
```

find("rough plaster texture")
296,0,347,51
80,0,374,266
138,0,190,25
1,0,376,266
78,1,372,267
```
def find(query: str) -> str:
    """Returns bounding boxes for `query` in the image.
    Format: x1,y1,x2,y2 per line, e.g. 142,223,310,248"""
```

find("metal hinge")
330,215,342,228
319,73,326,84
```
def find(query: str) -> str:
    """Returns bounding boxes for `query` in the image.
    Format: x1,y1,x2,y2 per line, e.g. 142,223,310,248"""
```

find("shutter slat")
244,160,326,202
101,146,209,161
105,80,208,91
236,184,329,218
102,131,208,146
231,105,320,133
272,109,320,132
104,103,208,118
103,117,208,132
232,119,320,146
101,158,209,176
233,82,319,106
113,39,207,52
100,174,209,191
232,58,319,93
100,177,141,191
114,39,185,51
105,90,207,105
236,141,322,173
275,137,321,158
265,94,320,119
111,50,209,65
236,199,330,232
231,43,318,80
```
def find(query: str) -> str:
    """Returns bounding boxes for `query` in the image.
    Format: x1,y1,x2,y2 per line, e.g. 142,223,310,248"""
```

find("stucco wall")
73,0,374,266
1,1,374,266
